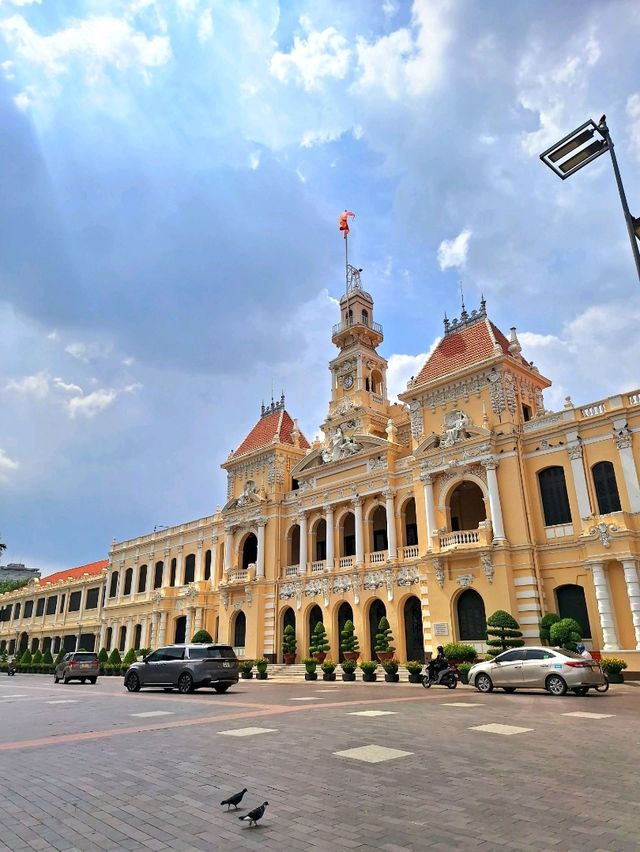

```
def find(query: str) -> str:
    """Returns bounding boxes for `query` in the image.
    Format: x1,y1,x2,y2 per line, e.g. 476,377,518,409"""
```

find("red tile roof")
414,319,513,385
230,408,310,460
40,560,108,585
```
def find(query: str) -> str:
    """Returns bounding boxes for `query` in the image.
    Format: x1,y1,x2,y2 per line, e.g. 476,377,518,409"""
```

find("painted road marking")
130,711,174,718
289,697,322,701
46,700,78,705
348,710,397,717
218,727,277,737
334,744,413,763
562,711,615,720
441,703,485,708
470,723,533,736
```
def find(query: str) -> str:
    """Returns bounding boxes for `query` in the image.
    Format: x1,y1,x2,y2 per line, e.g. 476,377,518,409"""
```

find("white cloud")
387,336,440,401
270,26,351,91
13,91,30,110
300,128,342,148
437,229,471,270
197,8,213,43
5,372,49,399
3,0,42,6
123,382,143,393
64,341,106,362
53,377,83,394
0,449,19,484
67,389,117,419
248,151,260,170
47,330,59,340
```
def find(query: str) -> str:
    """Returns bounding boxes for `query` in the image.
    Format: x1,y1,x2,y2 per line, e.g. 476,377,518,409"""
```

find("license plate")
223,662,230,668
80,664,90,669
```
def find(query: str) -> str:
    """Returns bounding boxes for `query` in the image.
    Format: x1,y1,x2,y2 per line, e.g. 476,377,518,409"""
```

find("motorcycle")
421,664,457,689
7,662,16,677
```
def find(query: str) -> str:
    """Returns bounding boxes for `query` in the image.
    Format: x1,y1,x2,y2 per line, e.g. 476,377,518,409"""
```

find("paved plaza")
0,675,638,852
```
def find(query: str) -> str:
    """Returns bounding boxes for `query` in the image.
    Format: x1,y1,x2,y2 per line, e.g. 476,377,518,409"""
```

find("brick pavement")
0,675,638,852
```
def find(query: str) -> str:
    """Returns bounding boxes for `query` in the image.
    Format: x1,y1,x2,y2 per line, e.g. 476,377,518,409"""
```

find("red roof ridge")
40,559,108,586
228,407,310,461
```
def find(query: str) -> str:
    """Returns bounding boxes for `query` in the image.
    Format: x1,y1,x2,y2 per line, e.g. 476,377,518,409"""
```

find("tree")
122,648,138,666
282,624,297,655
32,649,43,664
20,649,32,665
108,648,122,665
340,620,360,654
539,612,560,645
374,616,395,654
42,650,53,665
191,629,213,643
54,649,66,666
309,621,329,656
98,648,109,663
486,610,524,657
0,578,29,596
550,618,583,651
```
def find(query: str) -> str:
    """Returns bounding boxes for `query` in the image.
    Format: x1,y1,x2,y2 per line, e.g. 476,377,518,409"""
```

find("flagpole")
345,233,348,293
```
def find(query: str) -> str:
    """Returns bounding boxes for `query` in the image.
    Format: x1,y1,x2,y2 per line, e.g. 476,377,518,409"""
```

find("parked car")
468,646,607,696
54,651,99,684
123,644,239,694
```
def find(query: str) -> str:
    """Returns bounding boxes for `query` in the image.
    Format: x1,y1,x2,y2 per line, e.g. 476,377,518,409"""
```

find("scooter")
421,664,457,689
7,662,16,676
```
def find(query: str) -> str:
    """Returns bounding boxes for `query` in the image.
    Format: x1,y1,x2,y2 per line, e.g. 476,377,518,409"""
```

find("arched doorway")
556,585,591,638
448,481,486,531
457,589,487,640
233,611,246,648
19,632,28,652
368,598,386,659
174,616,186,644
288,525,300,567
282,607,295,661
337,601,353,662
404,596,424,661
313,518,327,561
133,624,142,649
242,534,257,569
308,604,323,654
402,498,418,547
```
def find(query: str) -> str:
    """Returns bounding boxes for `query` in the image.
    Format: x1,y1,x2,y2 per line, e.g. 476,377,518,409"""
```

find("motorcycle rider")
427,645,448,682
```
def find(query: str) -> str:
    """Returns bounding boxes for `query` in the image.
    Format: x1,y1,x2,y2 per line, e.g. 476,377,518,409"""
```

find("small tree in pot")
486,610,524,657
374,617,395,662
310,621,330,664
600,656,627,684
321,659,337,681
382,659,399,683
239,660,254,679
340,659,357,682
340,620,360,661
282,624,297,664
359,660,378,682
404,660,423,684
303,657,318,681
255,657,268,679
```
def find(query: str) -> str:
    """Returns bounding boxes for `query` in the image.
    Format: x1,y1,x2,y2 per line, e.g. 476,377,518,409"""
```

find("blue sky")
1,0,640,575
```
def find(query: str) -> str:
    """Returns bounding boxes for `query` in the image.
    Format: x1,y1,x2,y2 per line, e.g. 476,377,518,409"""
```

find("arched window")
314,519,327,561
538,466,572,526
341,513,355,557
242,534,257,570
288,525,300,566
233,612,246,648
109,571,119,598
361,309,369,326
118,625,127,651
556,584,591,638
204,550,212,581
368,599,386,660
154,562,163,589
133,624,142,649
137,564,147,593
337,602,353,663
124,568,133,596
371,505,388,552
183,553,195,584
170,558,177,586
105,627,113,650
403,498,418,547
592,461,621,515
448,481,486,531
174,616,186,644
457,589,487,640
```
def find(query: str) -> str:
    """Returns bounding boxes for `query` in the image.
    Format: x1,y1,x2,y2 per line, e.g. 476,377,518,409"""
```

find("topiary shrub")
54,649,66,666
98,648,109,663
374,617,395,656
539,613,561,645
309,621,330,657
20,649,32,665
340,620,360,657
443,643,477,663
108,648,122,666
549,617,583,651
486,610,524,657
42,650,54,665
122,648,138,666
32,649,43,665
191,629,213,643
282,624,297,661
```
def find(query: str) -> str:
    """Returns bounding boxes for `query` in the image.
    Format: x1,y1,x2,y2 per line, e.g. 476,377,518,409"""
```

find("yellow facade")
2,277,640,674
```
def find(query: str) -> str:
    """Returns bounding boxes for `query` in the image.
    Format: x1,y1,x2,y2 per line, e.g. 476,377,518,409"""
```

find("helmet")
576,643,585,653
437,645,444,653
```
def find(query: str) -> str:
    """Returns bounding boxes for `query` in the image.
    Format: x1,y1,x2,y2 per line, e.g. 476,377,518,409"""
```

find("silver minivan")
124,644,239,694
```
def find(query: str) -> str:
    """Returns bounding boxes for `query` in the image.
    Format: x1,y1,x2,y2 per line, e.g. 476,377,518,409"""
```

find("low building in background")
0,563,40,583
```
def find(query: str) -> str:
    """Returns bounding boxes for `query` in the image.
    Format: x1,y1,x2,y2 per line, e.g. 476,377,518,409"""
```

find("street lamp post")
540,115,640,285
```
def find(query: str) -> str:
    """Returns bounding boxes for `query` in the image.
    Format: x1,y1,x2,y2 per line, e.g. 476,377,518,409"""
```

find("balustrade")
284,564,299,577
402,545,420,559
439,530,480,548
369,551,388,564
311,560,326,574
339,556,354,569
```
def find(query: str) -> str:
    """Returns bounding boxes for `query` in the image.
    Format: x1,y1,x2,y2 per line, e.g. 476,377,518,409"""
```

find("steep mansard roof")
230,407,310,460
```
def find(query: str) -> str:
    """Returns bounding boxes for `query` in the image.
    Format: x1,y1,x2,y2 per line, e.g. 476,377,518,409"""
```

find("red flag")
338,209,355,238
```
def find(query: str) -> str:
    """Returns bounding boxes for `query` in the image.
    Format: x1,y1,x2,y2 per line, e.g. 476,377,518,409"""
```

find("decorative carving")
220,588,229,610
333,575,352,595
456,573,474,588
589,522,619,549
614,424,632,450
321,426,362,463
244,585,252,606
432,558,445,588
567,444,583,461
368,455,387,471
152,591,163,604
440,410,472,447
384,567,394,601
334,398,355,415
396,565,420,587
409,399,423,438
363,570,384,591
321,577,331,607
480,553,494,584
351,572,361,605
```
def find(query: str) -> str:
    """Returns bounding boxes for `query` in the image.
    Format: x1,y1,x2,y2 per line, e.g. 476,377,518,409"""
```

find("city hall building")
2,270,640,671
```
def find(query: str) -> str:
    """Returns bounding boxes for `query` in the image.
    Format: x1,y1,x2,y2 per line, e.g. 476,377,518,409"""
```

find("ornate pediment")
415,411,491,457
291,434,390,478
222,479,267,512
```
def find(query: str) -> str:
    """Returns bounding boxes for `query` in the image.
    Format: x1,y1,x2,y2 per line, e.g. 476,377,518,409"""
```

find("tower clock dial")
343,374,354,390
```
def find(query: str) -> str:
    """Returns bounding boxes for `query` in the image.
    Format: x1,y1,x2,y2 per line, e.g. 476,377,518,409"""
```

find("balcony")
332,317,383,338
310,560,326,574
283,564,299,577
438,521,493,551
402,545,420,560
370,550,388,564
229,569,248,583
339,556,355,569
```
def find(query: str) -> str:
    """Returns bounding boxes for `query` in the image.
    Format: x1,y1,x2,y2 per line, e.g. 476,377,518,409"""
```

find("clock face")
343,374,354,390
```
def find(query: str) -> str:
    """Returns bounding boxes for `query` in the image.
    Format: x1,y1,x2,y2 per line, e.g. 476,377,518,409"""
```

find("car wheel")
125,672,141,692
572,686,589,696
89,677,97,684
421,676,431,689
475,673,493,693
53,675,59,684
177,672,194,694
546,674,567,696
594,680,609,693
214,684,231,694
503,687,517,693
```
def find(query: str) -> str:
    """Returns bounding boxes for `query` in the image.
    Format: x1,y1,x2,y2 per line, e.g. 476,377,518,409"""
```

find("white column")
567,445,592,519
185,608,193,643
484,461,506,542
224,528,233,574
98,622,106,650
622,558,640,650
256,520,266,578
615,432,640,512
383,488,397,559
175,546,184,586
116,561,126,601
421,473,436,551
195,541,204,583
590,561,619,651
298,513,307,575
354,497,364,566
324,505,334,569
194,607,203,634
140,615,148,648
210,536,218,584
161,552,170,588
158,612,167,646
149,613,157,649
125,618,133,650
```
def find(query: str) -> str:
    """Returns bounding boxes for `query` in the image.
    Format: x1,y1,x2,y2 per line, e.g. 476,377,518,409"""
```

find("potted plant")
600,657,627,684
374,616,395,662
321,659,337,681
255,657,268,680
340,620,360,661
382,659,399,683
239,660,254,679
282,624,297,665
359,660,378,682
404,660,423,684
303,657,318,681
442,643,478,665
457,662,473,685
340,659,357,682
486,610,524,657
310,621,330,663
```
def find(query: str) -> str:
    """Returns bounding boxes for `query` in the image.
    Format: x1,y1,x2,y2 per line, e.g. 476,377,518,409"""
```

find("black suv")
124,644,239,694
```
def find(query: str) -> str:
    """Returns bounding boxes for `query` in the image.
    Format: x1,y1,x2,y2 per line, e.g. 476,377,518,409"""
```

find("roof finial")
459,279,468,320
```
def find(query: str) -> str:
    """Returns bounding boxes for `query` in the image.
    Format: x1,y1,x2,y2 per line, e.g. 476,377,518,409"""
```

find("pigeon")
220,788,247,811
239,801,268,827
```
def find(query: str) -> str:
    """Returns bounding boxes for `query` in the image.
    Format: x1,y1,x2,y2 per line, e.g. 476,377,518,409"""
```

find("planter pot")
341,672,356,682
376,651,393,663
362,672,377,682
459,673,469,685
240,671,254,679
408,673,422,684
283,654,296,665
343,651,360,662
256,671,268,680
384,673,400,683
304,671,318,681
322,672,336,681
312,652,327,664
607,672,624,684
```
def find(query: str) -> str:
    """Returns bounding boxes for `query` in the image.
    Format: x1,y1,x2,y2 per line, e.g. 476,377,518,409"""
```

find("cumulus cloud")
271,26,351,91
437,229,471,270
5,371,49,399
387,336,440,401
0,449,19,484
67,389,117,419
197,8,213,43
53,377,83,394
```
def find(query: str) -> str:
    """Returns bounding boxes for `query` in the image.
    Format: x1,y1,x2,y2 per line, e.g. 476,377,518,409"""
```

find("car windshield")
74,653,97,661
188,646,236,660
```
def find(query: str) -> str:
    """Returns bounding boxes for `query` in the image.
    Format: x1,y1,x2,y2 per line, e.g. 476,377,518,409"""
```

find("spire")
508,326,522,356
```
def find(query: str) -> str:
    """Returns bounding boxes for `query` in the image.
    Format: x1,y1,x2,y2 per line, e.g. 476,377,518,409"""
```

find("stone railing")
229,568,248,582
311,560,326,574
580,402,607,418
284,564,299,577
439,529,480,548
339,556,355,569
369,550,388,564
402,545,420,559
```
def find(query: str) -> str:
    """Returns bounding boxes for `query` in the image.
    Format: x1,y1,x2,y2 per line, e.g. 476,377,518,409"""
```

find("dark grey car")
124,644,239,694
54,651,99,684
